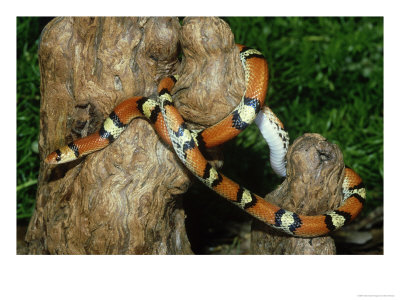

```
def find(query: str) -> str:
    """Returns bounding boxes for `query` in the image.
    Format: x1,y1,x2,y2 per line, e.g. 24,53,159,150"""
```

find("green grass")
16,17,383,224
224,17,383,210
17,17,48,219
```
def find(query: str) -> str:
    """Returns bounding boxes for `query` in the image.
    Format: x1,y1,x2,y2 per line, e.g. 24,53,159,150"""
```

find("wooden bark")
251,133,344,254
27,17,191,254
26,17,245,254
26,16,345,255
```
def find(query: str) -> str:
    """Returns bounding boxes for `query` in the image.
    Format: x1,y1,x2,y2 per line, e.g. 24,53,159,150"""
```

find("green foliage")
17,17,44,219
224,17,383,210
16,17,383,222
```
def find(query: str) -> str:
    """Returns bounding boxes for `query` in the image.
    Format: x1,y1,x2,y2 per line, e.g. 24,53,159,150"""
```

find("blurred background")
17,17,383,254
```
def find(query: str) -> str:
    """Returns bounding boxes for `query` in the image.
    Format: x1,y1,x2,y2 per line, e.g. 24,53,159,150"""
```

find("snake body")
45,44,365,237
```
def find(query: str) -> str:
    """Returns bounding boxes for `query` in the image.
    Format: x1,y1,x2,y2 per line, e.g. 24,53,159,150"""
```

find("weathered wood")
27,17,192,254
251,133,344,254
175,17,245,128
26,16,345,255
26,16,245,254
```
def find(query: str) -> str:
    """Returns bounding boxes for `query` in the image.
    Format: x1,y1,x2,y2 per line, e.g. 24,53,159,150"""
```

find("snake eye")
45,151,61,164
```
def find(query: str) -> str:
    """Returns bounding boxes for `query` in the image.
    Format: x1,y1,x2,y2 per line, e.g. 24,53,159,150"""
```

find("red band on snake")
45,44,365,237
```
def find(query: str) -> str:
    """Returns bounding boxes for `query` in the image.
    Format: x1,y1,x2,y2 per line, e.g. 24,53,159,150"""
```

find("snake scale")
45,44,366,237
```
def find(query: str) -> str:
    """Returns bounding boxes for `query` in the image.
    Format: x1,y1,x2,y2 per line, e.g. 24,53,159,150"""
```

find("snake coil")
45,44,365,237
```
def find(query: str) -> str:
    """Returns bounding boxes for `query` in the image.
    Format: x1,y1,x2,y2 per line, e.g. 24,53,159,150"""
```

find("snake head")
44,145,78,164
44,151,60,164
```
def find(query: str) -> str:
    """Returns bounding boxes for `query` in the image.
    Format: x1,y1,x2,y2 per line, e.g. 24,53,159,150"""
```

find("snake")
45,44,366,237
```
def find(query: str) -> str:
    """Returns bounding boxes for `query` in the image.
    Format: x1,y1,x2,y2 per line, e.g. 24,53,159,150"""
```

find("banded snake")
45,44,365,237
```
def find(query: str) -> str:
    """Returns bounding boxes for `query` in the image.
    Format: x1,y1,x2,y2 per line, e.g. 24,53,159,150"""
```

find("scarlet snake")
45,44,365,237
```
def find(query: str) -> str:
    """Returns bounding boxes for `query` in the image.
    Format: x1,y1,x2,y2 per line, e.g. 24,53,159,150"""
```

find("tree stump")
27,17,190,254
26,16,346,254
26,17,245,254
251,133,344,254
